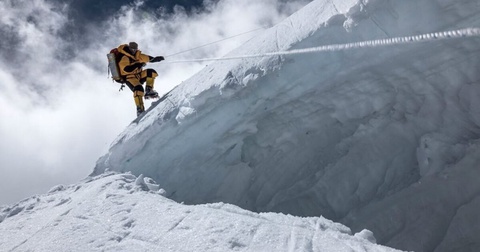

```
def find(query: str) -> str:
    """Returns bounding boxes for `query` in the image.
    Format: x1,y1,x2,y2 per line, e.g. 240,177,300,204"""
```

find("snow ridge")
0,173,401,252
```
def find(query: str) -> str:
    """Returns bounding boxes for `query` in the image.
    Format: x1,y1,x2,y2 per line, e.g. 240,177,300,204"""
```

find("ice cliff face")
94,0,480,251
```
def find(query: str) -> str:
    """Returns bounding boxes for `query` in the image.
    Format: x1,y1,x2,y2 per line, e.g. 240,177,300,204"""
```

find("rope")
165,27,480,63
166,27,265,57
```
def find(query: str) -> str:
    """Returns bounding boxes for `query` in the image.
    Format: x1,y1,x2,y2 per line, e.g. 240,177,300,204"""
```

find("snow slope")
88,0,480,251
0,172,400,252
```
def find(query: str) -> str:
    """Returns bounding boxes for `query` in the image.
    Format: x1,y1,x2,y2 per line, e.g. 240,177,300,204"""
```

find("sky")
0,0,311,205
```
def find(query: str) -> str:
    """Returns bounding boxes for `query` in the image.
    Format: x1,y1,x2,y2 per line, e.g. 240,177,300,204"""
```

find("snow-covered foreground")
0,173,400,252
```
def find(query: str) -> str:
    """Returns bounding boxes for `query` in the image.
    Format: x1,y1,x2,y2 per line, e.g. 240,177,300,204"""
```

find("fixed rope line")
166,27,265,57
165,27,480,63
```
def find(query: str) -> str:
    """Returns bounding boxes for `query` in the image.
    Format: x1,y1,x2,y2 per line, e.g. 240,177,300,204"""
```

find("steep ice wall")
94,0,480,251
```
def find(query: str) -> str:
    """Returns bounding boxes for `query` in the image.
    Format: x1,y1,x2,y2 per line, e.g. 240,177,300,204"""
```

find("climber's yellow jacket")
117,44,152,77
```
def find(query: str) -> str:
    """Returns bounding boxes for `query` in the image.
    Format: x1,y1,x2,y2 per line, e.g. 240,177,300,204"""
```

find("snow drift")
92,0,480,251
0,172,399,251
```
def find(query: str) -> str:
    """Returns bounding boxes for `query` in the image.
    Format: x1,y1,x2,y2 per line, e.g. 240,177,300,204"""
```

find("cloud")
0,0,311,205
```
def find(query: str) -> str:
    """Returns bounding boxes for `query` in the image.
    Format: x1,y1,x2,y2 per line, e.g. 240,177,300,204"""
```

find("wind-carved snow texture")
94,0,480,251
0,173,401,252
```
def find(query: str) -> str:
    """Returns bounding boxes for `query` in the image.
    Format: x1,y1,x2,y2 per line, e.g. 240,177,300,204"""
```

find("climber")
117,42,165,116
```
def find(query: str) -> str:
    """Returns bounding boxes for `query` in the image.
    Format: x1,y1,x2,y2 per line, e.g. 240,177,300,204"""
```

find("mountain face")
94,0,480,251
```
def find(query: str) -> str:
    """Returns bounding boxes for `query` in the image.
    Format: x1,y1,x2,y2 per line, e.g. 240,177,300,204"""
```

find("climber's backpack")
107,48,126,84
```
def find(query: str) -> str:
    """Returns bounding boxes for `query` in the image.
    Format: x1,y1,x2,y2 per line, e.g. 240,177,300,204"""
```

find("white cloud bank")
0,0,311,205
